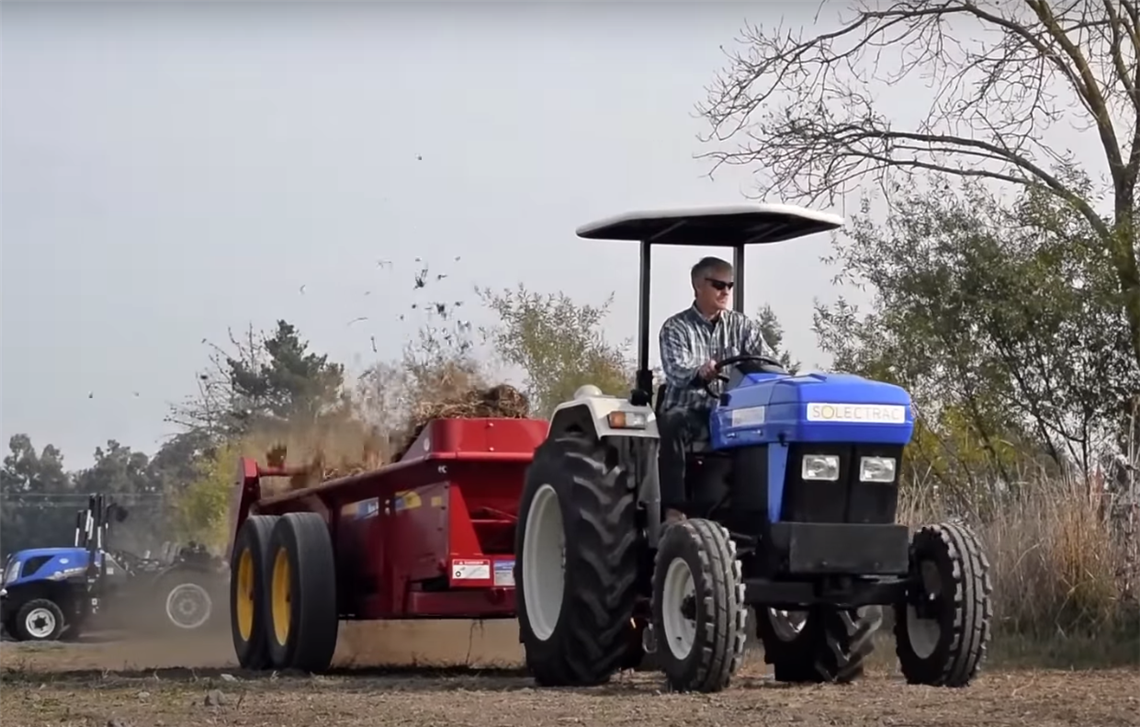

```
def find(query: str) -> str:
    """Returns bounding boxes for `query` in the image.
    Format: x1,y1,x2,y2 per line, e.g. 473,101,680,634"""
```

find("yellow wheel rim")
271,546,292,646
235,548,255,641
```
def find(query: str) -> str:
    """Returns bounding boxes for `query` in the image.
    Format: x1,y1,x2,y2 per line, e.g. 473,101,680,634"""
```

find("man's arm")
660,317,702,388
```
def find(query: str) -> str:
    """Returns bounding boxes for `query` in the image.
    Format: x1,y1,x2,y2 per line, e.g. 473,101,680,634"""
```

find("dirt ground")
1,619,1137,727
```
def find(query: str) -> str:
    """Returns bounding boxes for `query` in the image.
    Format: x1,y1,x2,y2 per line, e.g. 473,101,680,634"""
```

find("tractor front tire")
894,522,993,687
756,605,882,683
13,598,66,642
230,514,278,669
514,433,643,687
265,512,339,673
651,518,747,693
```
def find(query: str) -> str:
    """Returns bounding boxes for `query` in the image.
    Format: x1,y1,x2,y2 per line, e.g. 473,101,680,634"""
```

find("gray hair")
690,256,733,287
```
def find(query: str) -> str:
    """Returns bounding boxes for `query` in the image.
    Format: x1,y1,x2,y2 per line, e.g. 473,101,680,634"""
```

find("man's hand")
697,359,718,380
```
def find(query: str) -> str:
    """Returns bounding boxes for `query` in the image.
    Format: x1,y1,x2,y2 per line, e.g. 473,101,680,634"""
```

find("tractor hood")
711,372,914,449
4,547,92,587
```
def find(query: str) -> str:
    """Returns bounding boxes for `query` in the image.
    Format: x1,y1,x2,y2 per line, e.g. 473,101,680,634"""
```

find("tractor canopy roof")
575,203,843,246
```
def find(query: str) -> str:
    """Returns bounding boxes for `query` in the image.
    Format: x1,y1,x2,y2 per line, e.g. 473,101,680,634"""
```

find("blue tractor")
512,204,993,692
1,494,224,641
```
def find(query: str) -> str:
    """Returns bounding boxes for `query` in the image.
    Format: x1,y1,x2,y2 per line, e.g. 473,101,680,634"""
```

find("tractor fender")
547,387,659,441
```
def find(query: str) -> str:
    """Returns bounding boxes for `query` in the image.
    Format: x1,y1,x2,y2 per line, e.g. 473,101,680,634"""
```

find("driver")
657,256,775,526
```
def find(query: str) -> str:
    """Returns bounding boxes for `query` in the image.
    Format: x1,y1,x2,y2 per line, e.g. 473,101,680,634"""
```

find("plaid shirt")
657,303,772,414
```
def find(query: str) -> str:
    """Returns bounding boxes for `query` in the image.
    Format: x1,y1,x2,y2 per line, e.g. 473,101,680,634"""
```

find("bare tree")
696,0,1140,367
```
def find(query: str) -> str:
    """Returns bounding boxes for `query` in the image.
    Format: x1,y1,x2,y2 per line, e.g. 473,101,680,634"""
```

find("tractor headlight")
607,410,649,430
801,454,840,481
859,456,896,483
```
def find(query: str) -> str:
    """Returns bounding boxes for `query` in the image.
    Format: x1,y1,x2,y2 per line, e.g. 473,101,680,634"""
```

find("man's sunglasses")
706,278,735,292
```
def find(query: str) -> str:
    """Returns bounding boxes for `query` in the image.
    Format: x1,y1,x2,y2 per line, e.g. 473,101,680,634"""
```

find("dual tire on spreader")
229,512,339,673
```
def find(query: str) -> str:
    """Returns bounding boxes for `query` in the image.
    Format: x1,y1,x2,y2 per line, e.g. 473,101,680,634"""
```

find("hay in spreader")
261,383,531,492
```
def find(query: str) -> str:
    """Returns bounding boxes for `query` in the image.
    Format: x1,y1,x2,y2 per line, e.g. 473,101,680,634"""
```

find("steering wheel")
702,353,787,399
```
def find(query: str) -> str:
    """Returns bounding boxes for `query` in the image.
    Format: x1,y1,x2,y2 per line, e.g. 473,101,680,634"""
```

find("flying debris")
299,284,307,295
347,316,369,326
370,336,378,353
377,259,392,269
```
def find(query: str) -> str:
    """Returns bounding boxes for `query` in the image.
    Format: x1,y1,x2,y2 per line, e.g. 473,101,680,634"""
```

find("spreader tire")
265,512,339,673
894,522,993,687
514,433,643,687
756,605,882,683
230,514,278,669
651,518,747,693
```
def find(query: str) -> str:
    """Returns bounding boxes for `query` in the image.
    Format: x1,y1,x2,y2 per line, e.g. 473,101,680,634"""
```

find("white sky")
0,1,1110,467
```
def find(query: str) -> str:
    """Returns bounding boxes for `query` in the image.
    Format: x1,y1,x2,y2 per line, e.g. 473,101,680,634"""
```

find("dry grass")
899,471,1139,663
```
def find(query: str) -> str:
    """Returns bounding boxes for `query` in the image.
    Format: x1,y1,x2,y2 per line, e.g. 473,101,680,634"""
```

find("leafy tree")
697,1,1140,369
753,303,800,374
169,320,350,440
170,441,240,552
0,435,77,557
477,285,635,416
811,178,1138,495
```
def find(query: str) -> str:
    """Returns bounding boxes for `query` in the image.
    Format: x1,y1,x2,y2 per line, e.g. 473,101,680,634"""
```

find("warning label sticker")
452,559,491,580
494,559,515,587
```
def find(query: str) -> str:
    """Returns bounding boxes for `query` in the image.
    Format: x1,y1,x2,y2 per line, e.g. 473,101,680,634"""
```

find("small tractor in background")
512,204,993,692
1,494,226,641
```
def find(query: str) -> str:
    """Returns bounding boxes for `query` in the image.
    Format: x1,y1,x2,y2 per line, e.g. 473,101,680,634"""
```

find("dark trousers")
657,405,712,513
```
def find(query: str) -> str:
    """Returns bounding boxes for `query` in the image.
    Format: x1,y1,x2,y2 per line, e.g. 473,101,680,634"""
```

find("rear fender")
548,396,658,441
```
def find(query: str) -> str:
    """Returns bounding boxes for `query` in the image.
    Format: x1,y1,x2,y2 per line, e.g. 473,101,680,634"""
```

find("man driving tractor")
657,256,778,526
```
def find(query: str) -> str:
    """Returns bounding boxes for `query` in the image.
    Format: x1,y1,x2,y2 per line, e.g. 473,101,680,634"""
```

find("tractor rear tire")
894,522,993,687
230,514,278,669
651,518,747,693
159,571,218,632
514,433,643,687
265,512,339,673
756,605,882,683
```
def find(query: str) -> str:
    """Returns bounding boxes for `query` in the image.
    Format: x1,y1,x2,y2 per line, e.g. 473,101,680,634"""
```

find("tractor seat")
654,384,714,454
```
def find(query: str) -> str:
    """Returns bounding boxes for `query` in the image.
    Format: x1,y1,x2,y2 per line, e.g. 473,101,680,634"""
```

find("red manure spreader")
226,417,547,673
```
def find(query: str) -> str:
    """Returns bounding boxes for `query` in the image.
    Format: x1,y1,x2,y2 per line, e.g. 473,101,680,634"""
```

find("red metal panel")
226,417,548,620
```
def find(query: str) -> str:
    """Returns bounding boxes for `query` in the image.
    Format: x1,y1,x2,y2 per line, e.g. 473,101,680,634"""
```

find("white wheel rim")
25,607,57,639
522,484,565,642
165,583,212,629
906,605,941,658
661,556,697,660
768,609,808,641
907,560,943,659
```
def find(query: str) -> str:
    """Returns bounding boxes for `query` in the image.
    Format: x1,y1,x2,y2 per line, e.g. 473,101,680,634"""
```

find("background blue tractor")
1,494,226,642
512,204,993,693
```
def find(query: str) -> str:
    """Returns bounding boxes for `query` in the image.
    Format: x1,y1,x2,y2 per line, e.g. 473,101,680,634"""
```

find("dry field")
1,618,1137,727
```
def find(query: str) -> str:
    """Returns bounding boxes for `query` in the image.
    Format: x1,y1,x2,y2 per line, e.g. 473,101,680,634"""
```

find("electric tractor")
513,204,993,693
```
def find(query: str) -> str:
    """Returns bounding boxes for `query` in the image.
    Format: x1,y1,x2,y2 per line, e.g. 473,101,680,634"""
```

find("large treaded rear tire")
651,518,747,693
756,605,882,683
894,522,993,687
514,433,643,687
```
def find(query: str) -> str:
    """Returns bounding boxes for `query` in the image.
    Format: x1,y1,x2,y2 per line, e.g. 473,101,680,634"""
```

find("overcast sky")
1,1,1106,467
